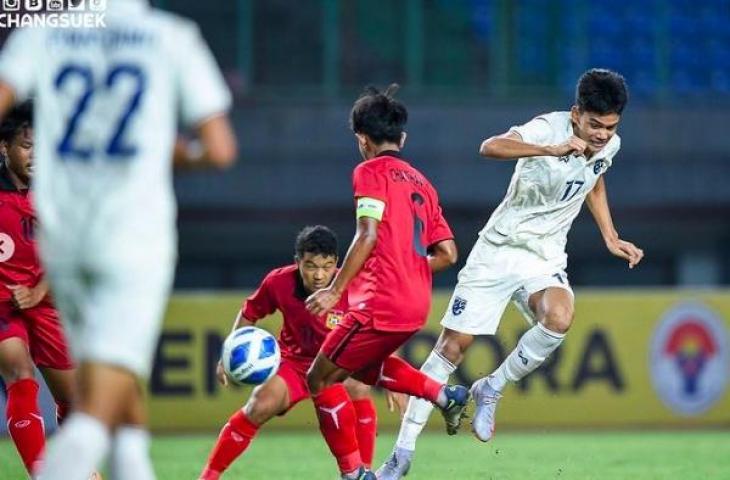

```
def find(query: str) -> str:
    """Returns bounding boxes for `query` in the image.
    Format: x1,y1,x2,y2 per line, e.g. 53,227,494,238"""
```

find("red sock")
378,356,443,403
55,401,72,426
6,378,45,475
313,384,362,474
201,410,259,478
352,398,377,468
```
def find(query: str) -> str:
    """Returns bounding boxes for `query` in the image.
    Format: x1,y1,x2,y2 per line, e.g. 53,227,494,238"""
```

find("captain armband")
356,197,386,221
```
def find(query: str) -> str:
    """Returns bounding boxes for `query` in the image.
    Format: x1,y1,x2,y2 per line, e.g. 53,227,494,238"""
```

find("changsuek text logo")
0,0,106,28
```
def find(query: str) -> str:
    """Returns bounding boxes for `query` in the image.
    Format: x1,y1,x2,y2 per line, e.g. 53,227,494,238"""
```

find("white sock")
110,426,155,480
489,323,565,392
36,412,111,480
395,350,456,451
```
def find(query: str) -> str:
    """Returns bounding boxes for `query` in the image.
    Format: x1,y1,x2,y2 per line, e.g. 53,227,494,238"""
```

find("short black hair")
294,225,338,260
350,84,408,145
575,69,628,115
0,100,33,144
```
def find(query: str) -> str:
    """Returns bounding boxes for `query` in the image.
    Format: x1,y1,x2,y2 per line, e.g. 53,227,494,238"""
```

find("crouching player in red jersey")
199,225,403,480
305,85,470,480
0,102,76,476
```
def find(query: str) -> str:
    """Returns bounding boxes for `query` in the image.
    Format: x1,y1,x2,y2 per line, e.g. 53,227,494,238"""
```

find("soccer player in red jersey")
0,102,76,476
199,225,401,480
305,85,470,480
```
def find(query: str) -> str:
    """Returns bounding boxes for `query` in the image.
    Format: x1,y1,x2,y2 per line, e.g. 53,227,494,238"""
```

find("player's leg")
39,367,76,425
472,282,573,442
0,331,46,476
105,260,175,480
106,380,156,480
199,362,300,480
488,286,572,391
344,379,377,469
32,306,77,426
307,351,366,479
379,239,515,479
39,250,173,480
38,361,135,480
399,327,473,438
376,329,470,479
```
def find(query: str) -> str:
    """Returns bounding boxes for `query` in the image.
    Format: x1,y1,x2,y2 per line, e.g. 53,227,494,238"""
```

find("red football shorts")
275,358,312,413
320,312,417,383
0,302,73,370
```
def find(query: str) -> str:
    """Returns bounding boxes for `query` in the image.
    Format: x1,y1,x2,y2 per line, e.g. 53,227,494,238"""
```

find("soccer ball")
221,326,281,385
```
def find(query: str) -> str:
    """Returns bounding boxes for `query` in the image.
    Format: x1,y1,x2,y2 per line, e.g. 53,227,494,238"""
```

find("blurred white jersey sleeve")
0,27,41,101
173,23,232,127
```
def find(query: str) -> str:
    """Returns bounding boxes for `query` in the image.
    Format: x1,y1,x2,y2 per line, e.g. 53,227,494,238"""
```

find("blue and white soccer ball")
221,326,281,385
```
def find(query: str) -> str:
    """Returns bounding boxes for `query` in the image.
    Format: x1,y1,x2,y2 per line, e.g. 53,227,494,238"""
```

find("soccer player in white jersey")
0,1,237,478
377,69,644,479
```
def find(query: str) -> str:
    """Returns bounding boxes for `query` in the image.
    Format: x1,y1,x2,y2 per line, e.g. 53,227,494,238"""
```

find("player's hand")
606,237,644,269
386,390,408,417
547,135,587,158
216,360,230,387
305,286,341,316
7,284,44,310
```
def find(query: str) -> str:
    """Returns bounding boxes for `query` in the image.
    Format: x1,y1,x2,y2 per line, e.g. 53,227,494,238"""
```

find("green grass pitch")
1,431,728,479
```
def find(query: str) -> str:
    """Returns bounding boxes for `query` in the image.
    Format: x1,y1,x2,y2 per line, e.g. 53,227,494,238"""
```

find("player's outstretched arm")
306,217,378,316
174,114,237,169
428,239,458,273
586,176,644,269
479,131,587,160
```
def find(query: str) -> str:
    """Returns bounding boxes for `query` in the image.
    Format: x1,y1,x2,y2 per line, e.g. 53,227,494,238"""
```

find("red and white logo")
14,419,31,428
650,302,729,416
0,233,15,262
318,401,346,430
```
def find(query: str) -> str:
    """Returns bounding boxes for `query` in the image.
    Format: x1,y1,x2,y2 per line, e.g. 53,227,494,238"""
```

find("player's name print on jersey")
389,166,425,187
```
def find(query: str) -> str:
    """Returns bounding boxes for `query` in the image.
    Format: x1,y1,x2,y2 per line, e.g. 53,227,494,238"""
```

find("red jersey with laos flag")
349,151,453,332
241,264,349,371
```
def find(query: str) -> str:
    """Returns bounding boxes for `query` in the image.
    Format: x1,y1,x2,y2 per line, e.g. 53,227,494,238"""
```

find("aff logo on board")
650,302,729,416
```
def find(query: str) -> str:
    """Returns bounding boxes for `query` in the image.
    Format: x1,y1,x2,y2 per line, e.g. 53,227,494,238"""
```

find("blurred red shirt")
0,164,49,307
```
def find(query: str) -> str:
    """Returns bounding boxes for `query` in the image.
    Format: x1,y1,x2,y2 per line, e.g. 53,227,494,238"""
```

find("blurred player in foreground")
199,225,405,479
0,101,77,477
0,1,237,478
378,68,644,479
305,85,467,480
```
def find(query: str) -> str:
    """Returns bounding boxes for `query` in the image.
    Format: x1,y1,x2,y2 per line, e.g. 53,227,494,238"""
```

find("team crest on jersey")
452,296,468,316
559,155,570,163
326,310,344,329
593,159,605,175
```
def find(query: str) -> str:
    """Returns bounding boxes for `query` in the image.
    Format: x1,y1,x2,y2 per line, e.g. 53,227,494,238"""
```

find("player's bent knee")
1,366,35,385
542,306,574,334
436,332,472,365
244,397,279,425
306,371,326,395
0,360,36,384
344,379,370,400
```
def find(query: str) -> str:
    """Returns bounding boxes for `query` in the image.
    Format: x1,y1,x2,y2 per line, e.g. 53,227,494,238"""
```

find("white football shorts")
440,236,573,335
39,227,175,378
